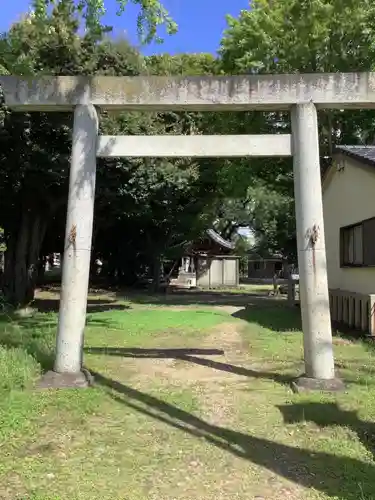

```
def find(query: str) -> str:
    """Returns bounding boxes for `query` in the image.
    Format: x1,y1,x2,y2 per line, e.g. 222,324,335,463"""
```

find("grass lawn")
1,291,375,500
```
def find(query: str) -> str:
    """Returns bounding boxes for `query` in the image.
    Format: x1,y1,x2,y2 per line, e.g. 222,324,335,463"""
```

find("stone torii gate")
3,73,373,391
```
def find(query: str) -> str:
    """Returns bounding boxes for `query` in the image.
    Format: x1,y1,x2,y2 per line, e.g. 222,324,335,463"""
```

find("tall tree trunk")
0,251,4,273
3,210,47,306
153,254,162,292
37,255,46,283
27,214,47,300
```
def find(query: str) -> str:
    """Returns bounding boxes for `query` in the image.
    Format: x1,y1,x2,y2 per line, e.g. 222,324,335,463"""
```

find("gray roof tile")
206,229,235,250
335,145,375,167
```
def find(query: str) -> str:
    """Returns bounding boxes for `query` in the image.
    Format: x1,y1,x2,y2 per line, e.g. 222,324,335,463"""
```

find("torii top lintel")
1,73,375,112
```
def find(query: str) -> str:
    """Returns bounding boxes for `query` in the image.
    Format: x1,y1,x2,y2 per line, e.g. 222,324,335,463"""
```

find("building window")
340,218,375,267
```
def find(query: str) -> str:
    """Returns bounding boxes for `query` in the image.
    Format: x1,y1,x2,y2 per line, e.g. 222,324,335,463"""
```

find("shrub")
0,346,41,393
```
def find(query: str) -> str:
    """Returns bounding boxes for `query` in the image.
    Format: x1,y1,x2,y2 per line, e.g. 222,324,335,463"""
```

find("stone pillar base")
36,369,93,390
291,376,345,394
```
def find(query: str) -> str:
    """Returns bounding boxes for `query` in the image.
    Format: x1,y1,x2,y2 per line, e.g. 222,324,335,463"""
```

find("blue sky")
1,0,249,55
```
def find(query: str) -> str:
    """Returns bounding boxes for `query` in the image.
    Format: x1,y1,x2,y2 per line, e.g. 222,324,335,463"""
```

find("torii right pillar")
291,103,344,392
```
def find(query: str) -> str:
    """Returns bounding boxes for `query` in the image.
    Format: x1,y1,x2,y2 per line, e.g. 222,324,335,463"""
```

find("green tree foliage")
0,4,234,302
222,0,375,74
94,53,241,287
32,0,177,42
3,0,375,303
0,0,89,304
219,0,375,257
0,0,150,304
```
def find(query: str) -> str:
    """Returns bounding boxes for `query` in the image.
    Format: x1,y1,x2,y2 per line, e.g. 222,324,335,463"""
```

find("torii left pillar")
39,104,98,389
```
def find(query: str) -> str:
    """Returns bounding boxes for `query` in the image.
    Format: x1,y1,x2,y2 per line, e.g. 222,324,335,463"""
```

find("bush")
0,346,41,393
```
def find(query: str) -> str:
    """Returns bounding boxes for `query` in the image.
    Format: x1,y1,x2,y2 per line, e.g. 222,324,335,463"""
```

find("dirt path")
110,318,308,500
126,321,248,384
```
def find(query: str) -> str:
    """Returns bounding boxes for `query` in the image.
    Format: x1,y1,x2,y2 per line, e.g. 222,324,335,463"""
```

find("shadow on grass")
119,289,281,308
32,297,130,313
278,401,375,461
85,347,224,357
233,305,302,332
92,371,375,500
234,305,372,341
85,347,295,385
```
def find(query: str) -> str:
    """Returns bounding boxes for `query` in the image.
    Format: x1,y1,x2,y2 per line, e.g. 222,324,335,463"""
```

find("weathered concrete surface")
54,104,98,374
291,376,345,393
36,369,93,389
96,134,292,158
291,103,336,381
1,73,375,111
